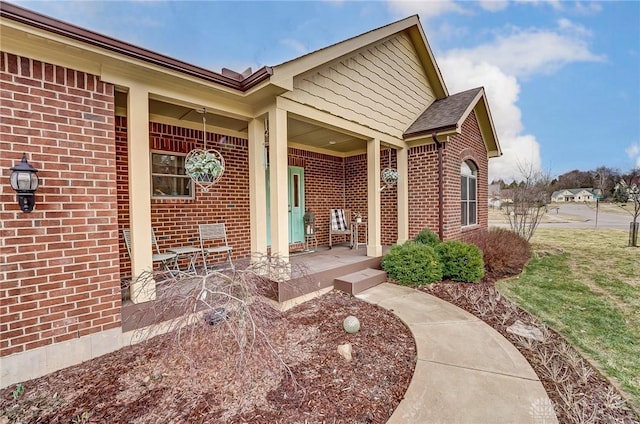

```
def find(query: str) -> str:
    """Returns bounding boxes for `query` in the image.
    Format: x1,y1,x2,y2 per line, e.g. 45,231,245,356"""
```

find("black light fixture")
10,153,39,213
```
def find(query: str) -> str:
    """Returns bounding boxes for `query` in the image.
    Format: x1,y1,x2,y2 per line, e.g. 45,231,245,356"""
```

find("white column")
248,117,268,257
127,84,155,303
367,138,382,257
397,147,409,244
268,107,290,265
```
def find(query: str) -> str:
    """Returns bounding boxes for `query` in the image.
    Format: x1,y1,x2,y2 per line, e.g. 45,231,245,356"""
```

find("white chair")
329,209,352,249
122,228,177,277
198,223,234,272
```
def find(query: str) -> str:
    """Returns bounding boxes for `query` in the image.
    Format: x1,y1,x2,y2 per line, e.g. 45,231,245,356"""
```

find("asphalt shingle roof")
404,87,483,138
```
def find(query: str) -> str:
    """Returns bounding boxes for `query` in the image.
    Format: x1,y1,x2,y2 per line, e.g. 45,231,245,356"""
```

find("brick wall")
345,150,398,246
0,52,120,357
116,118,251,276
408,110,489,243
116,123,400,276
289,148,345,247
408,143,440,238
442,111,489,244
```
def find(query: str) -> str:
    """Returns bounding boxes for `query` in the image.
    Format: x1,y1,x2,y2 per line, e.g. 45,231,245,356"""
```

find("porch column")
397,147,409,243
248,117,268,257
127,84,155,303
268,107,290,265
367,138,382,257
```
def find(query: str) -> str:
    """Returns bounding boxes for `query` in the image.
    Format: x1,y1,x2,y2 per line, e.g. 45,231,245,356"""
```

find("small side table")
305,227,318,251
167,246,200,275
351,221,367,249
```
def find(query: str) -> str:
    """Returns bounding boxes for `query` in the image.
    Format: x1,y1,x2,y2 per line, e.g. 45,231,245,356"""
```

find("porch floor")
121,245,387,332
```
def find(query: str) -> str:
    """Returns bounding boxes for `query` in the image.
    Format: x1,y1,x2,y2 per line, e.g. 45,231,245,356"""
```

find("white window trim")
461,161,477,227
150,150,194,200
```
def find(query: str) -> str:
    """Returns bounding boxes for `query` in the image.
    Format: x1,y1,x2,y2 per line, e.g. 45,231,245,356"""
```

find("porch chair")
329,208,352,249
122,228,177,277
198,223,234,273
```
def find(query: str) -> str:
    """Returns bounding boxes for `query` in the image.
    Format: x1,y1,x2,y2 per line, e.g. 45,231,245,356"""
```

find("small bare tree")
502,162,551,241
613,168,640,247
124,254,314,418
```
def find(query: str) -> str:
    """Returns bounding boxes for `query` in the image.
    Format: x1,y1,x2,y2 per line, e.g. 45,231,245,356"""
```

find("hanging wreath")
185,108,225,192
185,149,225,192
381,148,398,189
381,167,399,188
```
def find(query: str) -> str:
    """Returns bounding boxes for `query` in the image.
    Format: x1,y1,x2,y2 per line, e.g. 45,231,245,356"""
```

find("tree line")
493,166,640,201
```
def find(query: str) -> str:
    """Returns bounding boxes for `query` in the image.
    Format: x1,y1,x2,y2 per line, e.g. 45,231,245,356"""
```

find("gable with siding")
281,33,436,139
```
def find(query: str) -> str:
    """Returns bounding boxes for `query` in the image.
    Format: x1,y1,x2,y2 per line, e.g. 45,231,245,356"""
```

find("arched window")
461,161,477,226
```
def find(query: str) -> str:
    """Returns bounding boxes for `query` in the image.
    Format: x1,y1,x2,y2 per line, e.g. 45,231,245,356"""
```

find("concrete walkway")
356,283,558,424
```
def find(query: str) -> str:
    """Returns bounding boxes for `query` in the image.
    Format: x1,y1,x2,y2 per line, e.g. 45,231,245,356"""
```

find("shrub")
475,228,531,279
382,242,443,286
414,227,441,247
435,240,484,283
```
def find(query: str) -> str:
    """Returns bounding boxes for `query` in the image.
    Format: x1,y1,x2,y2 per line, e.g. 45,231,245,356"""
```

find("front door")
265,166,305,245
288,166,305,244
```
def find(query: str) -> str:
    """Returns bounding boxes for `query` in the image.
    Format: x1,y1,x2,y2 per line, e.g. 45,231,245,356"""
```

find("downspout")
432,133,444,241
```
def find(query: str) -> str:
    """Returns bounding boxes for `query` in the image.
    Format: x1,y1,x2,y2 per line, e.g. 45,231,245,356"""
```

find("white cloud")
478,1,509,12
438,56,540,181
574,1,603,15
280,39,308,55
387,0,468,19
444,25,605,78
514,0,563,11
437,18,604,180
627,143,640,168
557,18,592,37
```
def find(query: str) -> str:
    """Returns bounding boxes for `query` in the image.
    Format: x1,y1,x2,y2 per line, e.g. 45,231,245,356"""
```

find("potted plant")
353,211,363,223
381,168,399,186
185,150,224,182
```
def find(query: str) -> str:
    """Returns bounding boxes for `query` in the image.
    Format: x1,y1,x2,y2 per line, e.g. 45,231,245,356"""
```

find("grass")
497,228,640,407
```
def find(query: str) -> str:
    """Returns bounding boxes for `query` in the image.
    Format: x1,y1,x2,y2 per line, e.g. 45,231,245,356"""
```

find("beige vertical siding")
282,34,435,138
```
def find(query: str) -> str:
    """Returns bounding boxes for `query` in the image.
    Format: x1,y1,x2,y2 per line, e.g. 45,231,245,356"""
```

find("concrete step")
334,268,387,295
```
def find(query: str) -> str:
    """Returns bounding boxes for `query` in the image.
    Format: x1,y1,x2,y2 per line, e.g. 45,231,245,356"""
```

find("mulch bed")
0,290,416,424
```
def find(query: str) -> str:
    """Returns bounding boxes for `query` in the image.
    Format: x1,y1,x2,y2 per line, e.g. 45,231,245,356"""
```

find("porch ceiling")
116,94,368,155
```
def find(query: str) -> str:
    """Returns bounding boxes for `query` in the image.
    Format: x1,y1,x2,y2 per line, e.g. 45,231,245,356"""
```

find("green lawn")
497,228,640,406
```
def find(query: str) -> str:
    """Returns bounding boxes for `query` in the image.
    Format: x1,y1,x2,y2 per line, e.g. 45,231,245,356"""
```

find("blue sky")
13,0,640,181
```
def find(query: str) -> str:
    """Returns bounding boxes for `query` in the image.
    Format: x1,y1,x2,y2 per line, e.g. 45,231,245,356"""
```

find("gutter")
432,132,444,241
0,1,273,91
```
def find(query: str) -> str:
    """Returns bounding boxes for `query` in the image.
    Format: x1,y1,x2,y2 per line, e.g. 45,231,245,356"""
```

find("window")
461,161,477,226
151,152,193,198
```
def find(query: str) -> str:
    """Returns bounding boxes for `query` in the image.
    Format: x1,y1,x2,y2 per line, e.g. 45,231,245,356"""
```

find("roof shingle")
404,87,482,138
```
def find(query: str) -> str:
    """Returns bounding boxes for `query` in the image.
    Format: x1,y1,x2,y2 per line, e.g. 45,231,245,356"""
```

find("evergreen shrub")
382,242,443,286
435,240,485,283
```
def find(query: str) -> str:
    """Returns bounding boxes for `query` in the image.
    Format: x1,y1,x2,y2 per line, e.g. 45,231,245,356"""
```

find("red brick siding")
116,125,398,275
408,143,440,238
0,52,120,357
345,150,398,246
408,110,489,243
116,118,251,276
288,148,344,247
443,111,489,243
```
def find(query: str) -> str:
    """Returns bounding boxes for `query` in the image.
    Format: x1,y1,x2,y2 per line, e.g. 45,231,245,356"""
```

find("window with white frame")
150,151,194,198
461,160,477,226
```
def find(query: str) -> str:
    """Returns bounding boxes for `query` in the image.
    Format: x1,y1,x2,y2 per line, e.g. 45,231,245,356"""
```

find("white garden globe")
343,316,361,333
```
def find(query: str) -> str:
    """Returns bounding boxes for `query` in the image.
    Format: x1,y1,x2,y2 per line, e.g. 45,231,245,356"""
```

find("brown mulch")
0,290,416,424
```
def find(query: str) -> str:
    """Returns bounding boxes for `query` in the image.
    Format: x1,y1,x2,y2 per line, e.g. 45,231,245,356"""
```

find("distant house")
551,188,602,203
488,183,502,208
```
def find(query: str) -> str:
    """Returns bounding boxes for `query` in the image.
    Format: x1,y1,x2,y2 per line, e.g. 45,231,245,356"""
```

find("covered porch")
121,245,387,332
117,91,408,305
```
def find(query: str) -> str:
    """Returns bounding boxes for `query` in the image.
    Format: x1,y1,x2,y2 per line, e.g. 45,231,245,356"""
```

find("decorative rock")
337,343,353,361
343,315,360,333
507,319,544,341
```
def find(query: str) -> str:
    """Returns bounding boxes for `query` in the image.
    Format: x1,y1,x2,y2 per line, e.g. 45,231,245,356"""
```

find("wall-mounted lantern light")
10,153,39,213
